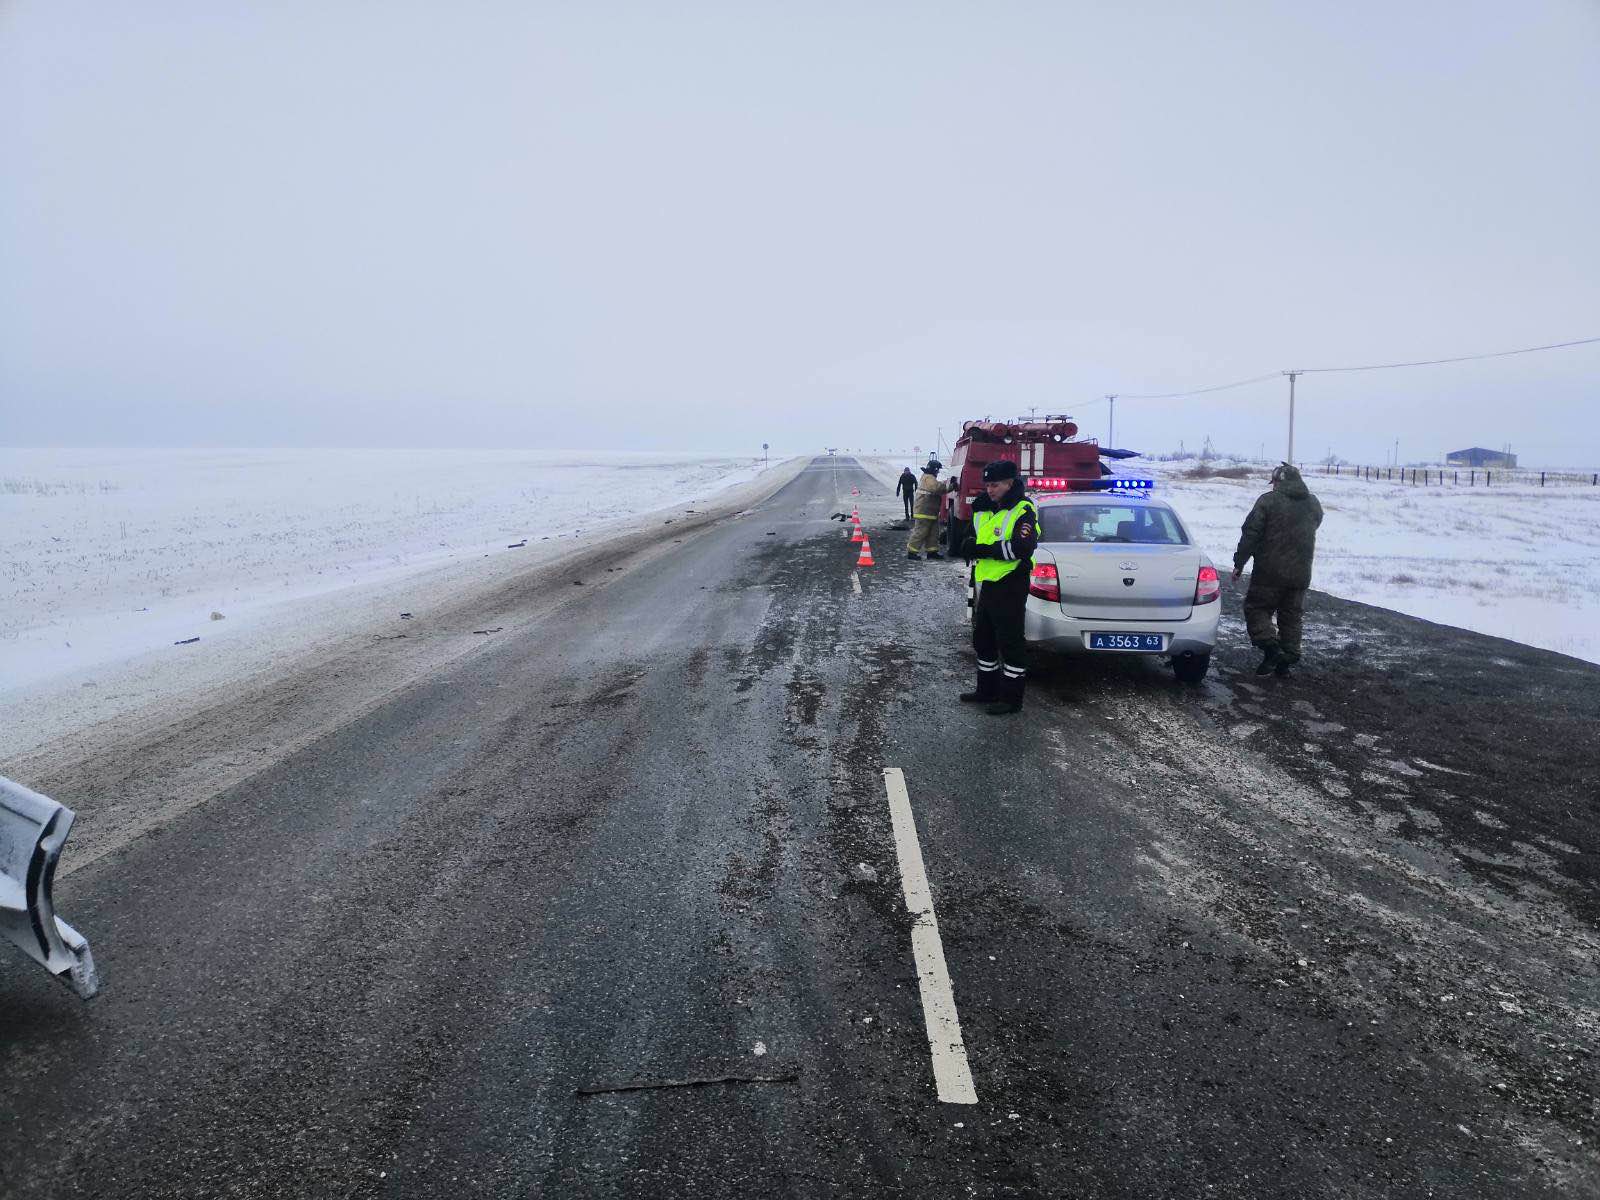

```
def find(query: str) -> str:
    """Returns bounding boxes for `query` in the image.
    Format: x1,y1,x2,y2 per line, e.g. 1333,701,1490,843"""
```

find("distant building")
1446,446,1517,469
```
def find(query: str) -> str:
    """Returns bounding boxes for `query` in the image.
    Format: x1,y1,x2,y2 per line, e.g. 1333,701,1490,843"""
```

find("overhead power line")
1116,372,1280,400
1296,334,1600,374
1100,331,1599,463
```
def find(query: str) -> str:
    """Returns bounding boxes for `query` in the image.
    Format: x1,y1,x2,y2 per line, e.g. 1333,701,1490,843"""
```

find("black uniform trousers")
972,567,1029,704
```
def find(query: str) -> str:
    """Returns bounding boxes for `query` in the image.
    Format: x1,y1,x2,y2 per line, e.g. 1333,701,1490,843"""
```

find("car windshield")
1039,504,1188,545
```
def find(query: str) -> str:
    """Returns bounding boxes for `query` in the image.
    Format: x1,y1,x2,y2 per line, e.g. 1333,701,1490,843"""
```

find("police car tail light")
1195,565,1220,605
1029,563,1061,602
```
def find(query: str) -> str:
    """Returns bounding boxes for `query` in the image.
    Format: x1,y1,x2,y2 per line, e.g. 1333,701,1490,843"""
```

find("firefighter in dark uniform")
958,460,1039,715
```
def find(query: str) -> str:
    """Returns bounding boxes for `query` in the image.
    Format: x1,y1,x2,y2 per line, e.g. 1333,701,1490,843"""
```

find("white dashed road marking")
881,767,978,1104
851,571,862,595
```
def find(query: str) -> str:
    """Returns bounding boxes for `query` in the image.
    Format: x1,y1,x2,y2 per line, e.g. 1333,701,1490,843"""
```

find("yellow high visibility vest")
973,499,1037,583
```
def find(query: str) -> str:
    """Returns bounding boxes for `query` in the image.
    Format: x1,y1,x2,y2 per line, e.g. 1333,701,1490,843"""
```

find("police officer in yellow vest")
958,460,1039,715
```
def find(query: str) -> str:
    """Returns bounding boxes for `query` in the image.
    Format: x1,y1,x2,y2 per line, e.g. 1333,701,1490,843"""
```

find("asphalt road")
3,456,1596,1199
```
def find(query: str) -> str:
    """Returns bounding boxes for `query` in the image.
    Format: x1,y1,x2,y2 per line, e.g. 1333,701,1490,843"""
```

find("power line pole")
1283,371,1301,462
1105,395,1117,447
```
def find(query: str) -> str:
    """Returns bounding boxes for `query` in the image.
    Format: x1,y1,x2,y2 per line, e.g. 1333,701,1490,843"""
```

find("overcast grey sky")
3,2,1597,464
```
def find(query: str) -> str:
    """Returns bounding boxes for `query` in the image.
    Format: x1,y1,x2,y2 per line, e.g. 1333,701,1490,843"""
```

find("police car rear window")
1038,505,1189,545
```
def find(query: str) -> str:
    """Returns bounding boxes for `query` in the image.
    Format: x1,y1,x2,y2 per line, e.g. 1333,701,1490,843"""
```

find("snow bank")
0,449,788,755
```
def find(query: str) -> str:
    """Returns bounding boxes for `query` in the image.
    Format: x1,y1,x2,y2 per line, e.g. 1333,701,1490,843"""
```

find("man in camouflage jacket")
1232,463,1324,676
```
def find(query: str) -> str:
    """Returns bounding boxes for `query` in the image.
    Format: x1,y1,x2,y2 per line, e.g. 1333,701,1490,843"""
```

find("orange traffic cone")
851,515,864,542
856,538,875,567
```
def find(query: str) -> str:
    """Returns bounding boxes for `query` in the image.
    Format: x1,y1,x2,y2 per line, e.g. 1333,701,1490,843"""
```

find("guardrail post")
1541,471,1546,487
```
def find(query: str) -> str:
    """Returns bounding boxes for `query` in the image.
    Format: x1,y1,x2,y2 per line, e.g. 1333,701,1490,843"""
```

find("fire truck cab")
941,416,1109,550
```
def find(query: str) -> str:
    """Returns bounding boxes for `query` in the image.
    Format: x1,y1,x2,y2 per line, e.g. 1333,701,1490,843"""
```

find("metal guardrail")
0,776,99,999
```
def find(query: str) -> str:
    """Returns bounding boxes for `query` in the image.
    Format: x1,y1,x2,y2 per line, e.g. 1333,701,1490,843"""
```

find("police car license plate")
1088,632,1166,652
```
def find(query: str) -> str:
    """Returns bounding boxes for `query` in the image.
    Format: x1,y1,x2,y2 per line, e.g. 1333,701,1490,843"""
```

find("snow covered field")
1,449,779,728
863,454,1600,665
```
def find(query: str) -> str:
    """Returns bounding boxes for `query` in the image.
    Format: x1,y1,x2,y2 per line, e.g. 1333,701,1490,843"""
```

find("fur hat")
982,459,1019,482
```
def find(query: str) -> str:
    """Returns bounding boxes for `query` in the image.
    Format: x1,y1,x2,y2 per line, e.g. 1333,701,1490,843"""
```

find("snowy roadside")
856,456,909,493
1,451,805,762
1146,459,1600,666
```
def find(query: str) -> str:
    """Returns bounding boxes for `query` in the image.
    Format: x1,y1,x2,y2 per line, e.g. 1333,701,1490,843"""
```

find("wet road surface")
3,456,1596,1198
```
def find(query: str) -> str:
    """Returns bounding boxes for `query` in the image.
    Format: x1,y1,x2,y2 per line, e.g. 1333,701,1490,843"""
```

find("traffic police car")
1015,477,1222,683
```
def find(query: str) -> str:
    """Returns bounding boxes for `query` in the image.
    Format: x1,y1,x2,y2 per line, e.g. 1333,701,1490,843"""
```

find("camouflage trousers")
1243,583,1307,659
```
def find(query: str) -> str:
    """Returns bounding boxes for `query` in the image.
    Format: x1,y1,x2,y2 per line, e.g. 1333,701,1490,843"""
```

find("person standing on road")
896,467,917,520
1232,462,1324,676
959,460,1039,715
907,458,949,560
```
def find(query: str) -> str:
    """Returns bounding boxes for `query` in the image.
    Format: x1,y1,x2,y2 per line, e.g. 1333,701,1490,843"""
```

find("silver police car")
1017,486,1221,682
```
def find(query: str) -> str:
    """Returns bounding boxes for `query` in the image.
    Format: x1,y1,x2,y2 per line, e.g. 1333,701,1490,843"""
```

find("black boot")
986,667,1025,714
961,664,1000,703
1254,641,1282,675
1273,649,1300,677
925,551,944,560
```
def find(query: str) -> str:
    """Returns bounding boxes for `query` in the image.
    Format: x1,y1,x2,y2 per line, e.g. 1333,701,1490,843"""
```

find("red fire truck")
939,416,1113,549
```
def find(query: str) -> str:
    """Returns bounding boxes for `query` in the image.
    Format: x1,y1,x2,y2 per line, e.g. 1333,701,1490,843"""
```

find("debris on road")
850,863,879,884
174,637,200,645
575,1072,798,1097
507,540,527,548
209,611,225,621
471,627,503,635
399,612,413,619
